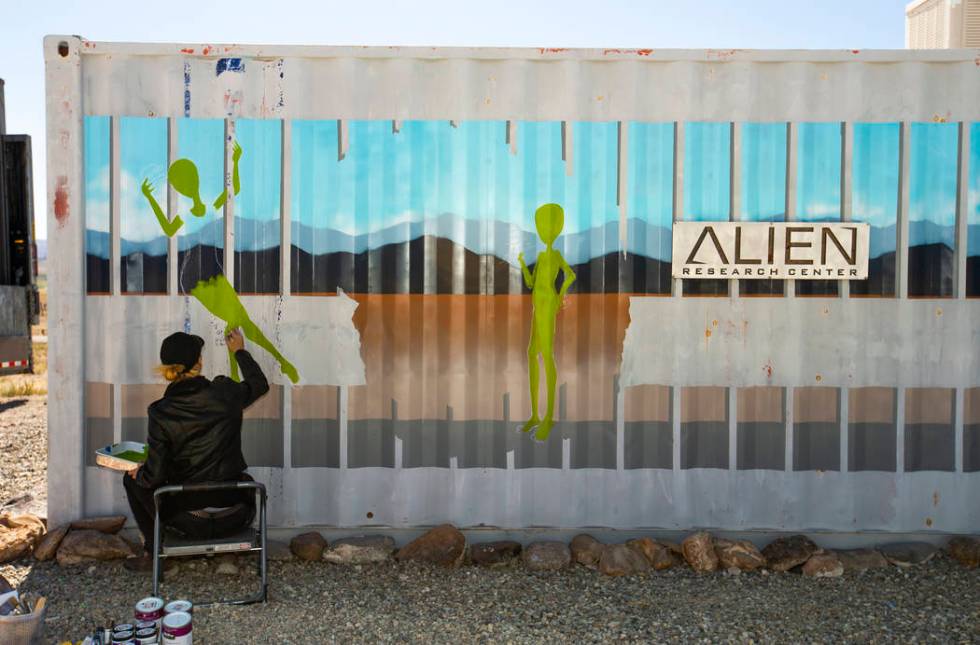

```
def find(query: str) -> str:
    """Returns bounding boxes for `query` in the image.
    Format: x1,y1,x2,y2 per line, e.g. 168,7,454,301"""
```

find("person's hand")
126,465,140,479
225,328,245,353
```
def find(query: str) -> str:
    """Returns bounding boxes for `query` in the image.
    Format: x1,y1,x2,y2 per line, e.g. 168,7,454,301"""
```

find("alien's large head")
534,203,564,245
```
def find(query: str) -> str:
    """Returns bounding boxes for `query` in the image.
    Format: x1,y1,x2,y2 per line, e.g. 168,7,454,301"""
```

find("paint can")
134,597,165,630
161,611,192,644
112,624,136,644
110,626,135,645
163,599,193,616
135,626,159,644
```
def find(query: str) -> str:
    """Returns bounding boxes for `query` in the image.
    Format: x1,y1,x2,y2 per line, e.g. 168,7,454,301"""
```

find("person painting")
517,203,576,443
122,328,269,572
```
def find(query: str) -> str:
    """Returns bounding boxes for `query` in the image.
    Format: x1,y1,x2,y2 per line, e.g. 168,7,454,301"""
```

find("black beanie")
160,332,205,371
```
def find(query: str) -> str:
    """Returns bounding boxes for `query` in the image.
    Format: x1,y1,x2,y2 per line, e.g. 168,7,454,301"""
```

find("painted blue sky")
796,122,842,221
909,122,958,248
83,116,110,236
236,119,282,225
291,120,619,238
853,122,900,228
684,122,731,221
86,116,969,262
626,122,674,260
741,123,787,221
119,117,168,244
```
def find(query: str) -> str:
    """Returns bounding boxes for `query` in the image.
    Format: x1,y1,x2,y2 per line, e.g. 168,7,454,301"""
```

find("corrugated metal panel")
46,37,980,534
965,0,980,47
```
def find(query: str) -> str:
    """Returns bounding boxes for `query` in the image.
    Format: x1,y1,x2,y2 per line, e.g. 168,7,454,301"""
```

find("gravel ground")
1,395,978,643
0,396,47,517
2,553,978,643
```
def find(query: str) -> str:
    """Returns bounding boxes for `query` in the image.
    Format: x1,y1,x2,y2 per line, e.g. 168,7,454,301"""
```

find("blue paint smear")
183,62,191,117
183,296,192,333
216,58,245,76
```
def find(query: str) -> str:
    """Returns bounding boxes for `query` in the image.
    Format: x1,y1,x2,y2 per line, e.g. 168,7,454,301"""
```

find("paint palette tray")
95,441,149,472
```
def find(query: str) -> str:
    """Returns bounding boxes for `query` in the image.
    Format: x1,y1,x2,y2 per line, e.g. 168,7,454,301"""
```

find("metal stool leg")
152,499,162,596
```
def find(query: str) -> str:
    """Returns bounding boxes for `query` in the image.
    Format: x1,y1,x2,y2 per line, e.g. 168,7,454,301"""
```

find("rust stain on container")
706,49,738,59
933,490,940,506
54,176,70,228
925,517,933,527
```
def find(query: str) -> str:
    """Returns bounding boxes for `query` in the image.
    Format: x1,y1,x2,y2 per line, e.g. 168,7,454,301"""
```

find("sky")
0,0,922,241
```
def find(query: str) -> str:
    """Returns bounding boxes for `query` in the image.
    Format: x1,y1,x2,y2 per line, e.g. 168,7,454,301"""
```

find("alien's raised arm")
213,141,243,210
518,252,534,289
141,178,184,238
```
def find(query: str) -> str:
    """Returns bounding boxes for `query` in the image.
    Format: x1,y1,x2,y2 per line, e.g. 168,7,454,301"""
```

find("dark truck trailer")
0,78,39,375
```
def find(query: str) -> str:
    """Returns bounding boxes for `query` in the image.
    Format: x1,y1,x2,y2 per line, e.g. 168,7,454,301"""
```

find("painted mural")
82,116,973,473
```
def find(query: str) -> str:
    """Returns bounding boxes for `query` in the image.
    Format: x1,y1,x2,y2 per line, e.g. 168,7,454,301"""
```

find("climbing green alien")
517,203,576,442
140,141,299,384
191,274,299,384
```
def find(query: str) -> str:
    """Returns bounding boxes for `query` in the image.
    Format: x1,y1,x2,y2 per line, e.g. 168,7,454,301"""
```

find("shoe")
123,552,178,573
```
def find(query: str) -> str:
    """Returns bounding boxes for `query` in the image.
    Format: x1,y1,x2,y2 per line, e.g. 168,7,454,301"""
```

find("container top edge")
42,35,980,64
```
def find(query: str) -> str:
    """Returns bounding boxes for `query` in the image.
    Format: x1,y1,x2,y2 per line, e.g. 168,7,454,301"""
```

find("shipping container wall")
46,38,980,533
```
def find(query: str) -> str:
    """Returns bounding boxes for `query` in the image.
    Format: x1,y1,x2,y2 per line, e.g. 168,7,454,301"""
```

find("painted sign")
672,222,870,279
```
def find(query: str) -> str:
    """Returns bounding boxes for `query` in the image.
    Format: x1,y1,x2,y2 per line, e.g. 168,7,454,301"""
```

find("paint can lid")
134,597,165,613
162,610,192,631
164,599,193,614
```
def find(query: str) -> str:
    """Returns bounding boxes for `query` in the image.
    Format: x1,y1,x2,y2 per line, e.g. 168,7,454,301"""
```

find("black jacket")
136,349,269,492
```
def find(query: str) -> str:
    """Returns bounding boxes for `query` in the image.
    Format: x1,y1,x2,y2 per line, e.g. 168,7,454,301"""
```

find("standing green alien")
518,203,576,442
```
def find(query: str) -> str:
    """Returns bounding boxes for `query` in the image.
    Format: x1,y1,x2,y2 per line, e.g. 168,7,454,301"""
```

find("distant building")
906,0,980,48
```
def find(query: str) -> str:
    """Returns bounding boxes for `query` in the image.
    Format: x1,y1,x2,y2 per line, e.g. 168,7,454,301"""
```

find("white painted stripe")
672,121,684,299
840,121,853,299
223,118,236,284
110,116,121,296
280,119,292,295
955,122,970,299
897,121,911,300
167,117,178,295
785,121,797,298
784,386,794,473
730,121,741,299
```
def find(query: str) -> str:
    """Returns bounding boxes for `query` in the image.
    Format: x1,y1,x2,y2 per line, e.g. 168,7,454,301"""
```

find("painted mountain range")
86,214,980,295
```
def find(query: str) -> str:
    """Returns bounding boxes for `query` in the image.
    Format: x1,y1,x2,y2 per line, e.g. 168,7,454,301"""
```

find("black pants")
123,475,255,553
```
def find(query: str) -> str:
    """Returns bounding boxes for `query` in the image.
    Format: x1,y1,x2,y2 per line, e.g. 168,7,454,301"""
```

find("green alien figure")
141,141,298,384
141,141,243,237
517,203,576,442
191,274,300,384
